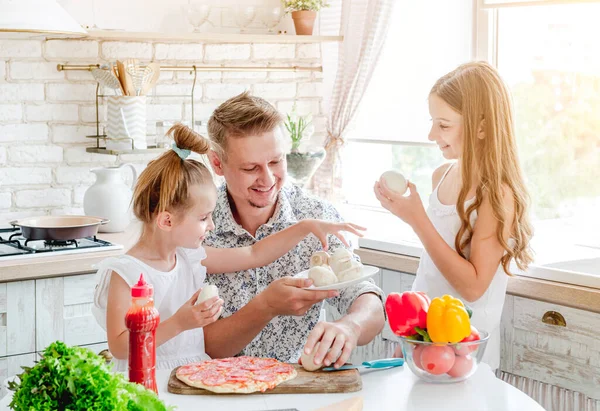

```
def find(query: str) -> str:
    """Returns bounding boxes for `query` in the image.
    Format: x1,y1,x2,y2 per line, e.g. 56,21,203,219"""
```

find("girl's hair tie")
172,143,191,160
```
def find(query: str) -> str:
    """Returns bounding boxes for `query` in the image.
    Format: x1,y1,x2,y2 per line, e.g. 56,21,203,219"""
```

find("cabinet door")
504,296,600,400
0,353,36,382
36,274,106,351
0,281,36,357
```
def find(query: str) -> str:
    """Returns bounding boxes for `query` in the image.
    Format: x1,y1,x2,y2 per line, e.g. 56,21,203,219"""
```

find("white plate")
295,265,380,291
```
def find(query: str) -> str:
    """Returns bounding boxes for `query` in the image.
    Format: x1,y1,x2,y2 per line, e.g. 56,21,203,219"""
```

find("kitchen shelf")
83,30,343,44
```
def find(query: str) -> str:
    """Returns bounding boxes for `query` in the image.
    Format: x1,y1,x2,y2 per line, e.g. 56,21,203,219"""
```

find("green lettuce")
8,341,174,411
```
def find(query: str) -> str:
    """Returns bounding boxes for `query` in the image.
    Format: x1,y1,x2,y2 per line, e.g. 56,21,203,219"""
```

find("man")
202,91,385,369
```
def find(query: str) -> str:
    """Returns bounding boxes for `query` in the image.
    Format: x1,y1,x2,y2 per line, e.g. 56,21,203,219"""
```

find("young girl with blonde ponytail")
93,123,364,371
376,62,533,370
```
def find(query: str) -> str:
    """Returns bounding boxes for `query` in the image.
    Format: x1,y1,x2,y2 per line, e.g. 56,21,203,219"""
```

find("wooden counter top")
355,248,600,314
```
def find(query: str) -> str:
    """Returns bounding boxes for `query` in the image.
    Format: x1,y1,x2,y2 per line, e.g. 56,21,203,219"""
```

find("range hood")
0,0,87,37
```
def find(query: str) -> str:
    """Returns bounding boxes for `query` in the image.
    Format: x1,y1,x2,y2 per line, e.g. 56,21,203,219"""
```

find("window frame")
344,0,600,289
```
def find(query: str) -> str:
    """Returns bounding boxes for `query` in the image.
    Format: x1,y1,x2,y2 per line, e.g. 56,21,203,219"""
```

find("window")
341,0,600,286
340,0,473,246
479,0,600,284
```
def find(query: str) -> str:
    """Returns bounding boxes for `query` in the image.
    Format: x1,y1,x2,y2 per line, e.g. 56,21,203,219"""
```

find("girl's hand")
374,179,427,228
174,289,224,332
304,220,366,250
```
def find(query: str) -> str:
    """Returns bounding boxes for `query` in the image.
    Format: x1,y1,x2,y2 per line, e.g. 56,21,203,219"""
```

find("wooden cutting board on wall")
167,364,362,395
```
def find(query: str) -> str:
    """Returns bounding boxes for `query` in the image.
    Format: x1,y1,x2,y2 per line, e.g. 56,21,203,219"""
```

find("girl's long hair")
431,61,533,274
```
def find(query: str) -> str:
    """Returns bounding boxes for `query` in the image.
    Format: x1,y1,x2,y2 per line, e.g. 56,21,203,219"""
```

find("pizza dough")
301,342,323,372
308,266,338,287
380,170,407,195
195,284,219,306
176,356,297,394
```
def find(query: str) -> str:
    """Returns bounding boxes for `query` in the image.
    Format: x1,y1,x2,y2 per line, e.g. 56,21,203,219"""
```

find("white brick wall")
0,124,48,143
101,42,153,59
44,40,98,59
8,146,63,163
16,188,71,208
0,83,45,102
0,192,11,209
0,38,325,219
0,41,42,58
9,62,65,80
25,104,79,122
155,44,204,61
0,104,22,122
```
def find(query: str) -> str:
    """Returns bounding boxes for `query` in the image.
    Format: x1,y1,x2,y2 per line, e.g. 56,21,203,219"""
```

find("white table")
0,363,544,411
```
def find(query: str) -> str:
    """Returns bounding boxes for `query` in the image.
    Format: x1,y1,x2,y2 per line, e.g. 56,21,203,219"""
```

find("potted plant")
284,104,326,186
283,0,329,35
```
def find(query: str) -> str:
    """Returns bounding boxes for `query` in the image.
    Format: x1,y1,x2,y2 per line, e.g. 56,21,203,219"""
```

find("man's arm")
203,277,338,358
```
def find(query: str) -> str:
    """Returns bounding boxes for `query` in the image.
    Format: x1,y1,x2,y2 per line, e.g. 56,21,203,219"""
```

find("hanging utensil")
91,68,123,95
122,58,139,96
140,62,161,96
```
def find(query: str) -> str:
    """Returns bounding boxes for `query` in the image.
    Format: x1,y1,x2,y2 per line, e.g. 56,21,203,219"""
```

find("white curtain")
311,0,396,202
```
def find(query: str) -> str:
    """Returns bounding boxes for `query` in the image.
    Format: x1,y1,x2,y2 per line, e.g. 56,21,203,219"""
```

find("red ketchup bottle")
125,273,160,393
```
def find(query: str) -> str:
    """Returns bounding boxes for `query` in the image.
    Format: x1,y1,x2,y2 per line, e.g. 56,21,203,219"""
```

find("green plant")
8,341,174,411
282,0,329,13
284,104,313,152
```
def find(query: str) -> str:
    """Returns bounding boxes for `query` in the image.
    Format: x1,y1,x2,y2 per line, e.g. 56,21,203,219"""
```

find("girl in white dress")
375,62,533,371
93,123,364,371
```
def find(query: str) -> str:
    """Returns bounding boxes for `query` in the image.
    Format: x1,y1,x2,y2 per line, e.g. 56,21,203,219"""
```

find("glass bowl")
399,330,489,383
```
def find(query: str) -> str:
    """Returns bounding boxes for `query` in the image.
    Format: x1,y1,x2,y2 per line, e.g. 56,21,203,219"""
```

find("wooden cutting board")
167,364,362,395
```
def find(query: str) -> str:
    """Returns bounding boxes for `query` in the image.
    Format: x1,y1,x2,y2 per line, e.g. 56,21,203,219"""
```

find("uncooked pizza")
175,356,298,394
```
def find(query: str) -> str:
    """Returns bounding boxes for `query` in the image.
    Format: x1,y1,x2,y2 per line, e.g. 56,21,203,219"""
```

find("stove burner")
43,239,79,248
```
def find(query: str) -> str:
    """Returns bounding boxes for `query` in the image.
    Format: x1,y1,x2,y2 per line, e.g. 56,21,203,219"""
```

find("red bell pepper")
385,291,430,337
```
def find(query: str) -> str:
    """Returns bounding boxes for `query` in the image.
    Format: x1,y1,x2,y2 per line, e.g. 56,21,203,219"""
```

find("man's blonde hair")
207,91,283,160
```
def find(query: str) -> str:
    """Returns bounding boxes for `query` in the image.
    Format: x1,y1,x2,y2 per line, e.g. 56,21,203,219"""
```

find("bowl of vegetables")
386,292,488,383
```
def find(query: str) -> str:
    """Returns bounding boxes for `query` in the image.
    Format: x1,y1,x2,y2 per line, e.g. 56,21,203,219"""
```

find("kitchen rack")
57,64,322,155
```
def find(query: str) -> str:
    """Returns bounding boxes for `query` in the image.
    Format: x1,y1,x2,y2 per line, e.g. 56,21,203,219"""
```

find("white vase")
83,164,137,233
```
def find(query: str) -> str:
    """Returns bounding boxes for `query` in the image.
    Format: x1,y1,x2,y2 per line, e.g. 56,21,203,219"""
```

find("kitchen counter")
0,224,140,282
2,224,599,314
355,248,600,314
0,363,544,411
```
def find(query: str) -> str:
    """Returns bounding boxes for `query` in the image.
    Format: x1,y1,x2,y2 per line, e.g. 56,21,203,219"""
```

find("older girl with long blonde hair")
375,61,533,370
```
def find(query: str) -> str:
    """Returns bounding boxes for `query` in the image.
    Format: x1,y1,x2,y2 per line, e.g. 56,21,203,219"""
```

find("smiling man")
201,91,385,369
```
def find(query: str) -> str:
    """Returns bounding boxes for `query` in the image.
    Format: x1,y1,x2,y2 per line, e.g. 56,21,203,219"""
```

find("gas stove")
0,227,123,260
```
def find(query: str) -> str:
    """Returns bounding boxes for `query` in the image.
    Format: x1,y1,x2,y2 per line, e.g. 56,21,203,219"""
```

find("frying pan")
10,216,109,241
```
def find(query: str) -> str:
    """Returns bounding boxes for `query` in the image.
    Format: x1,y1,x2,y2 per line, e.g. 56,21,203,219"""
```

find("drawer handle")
542,311,566,327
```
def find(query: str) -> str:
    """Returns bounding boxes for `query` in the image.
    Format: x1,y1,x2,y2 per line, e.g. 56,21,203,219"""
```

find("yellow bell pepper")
426,295,471,343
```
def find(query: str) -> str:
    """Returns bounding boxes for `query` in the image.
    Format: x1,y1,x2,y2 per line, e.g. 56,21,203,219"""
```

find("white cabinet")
500,295,600,400
36,273,106,350
0,273,107,382
0,281,35,357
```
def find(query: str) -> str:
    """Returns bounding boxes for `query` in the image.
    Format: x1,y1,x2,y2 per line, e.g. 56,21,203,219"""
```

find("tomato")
454,325,481,356
420,345,455,375
412,344,425,370
447,354,474,378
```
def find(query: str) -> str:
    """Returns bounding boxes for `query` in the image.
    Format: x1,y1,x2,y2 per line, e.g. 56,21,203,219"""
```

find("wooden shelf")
84,30,343,44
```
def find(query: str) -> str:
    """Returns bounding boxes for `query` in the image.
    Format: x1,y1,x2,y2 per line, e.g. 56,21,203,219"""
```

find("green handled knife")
321,357,404,372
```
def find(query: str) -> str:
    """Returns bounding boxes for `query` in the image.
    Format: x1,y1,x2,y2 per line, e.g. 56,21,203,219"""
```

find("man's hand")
258,277,338,317
302,320,360,369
